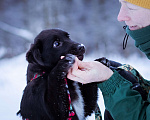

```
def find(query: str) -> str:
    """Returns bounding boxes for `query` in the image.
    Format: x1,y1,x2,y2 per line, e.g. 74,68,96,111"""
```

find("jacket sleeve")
97,70,150,120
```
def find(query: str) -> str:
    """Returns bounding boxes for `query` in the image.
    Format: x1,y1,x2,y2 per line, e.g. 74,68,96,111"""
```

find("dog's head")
26,29,85,70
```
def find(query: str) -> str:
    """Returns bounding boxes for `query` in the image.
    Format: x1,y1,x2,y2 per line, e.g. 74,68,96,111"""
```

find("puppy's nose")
78,44,85,52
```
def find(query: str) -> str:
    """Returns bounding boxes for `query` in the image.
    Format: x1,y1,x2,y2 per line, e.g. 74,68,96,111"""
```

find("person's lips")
129,25,140,30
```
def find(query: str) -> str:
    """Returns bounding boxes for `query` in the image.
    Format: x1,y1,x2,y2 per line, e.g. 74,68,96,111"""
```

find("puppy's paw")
52,54,75,79
95,57,110,67
60,54,75,70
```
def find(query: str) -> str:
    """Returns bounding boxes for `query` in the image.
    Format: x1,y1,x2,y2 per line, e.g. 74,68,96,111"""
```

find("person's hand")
67,57,113,84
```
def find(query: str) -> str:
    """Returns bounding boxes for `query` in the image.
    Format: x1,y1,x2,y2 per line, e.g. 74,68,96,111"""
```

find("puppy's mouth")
76,54,84,61
67,44,85,61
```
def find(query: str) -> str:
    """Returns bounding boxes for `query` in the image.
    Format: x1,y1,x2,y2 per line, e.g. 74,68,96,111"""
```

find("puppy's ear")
26,40,44,66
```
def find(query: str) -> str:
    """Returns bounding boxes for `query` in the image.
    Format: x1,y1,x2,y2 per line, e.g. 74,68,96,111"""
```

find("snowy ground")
0,53,149,120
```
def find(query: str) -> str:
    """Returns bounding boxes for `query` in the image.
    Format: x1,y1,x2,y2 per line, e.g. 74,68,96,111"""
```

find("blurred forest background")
0,0,144,59
0,1,149,119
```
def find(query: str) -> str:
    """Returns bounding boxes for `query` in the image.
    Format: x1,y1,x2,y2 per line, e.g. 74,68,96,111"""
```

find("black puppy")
17,29,99,120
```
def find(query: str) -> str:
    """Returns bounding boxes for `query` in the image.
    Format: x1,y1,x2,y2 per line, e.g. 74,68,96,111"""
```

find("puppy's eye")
53,41,63,48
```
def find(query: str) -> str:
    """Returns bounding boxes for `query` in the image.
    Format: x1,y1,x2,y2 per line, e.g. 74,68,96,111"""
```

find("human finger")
67,72,87,84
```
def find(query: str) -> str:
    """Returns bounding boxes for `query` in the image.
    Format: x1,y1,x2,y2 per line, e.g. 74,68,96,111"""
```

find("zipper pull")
123,25,129,50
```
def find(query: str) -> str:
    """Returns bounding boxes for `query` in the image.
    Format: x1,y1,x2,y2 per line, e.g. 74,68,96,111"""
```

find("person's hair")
125,0,150,9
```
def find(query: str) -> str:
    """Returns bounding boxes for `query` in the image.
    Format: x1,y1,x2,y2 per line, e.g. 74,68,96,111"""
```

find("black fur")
17,29,98,120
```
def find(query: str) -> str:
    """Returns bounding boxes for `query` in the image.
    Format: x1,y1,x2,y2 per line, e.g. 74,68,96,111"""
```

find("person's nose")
117,6,130,22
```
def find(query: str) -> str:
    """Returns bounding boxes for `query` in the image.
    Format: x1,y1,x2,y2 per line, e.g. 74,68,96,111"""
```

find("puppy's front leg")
52,54,75,79
45,54,75,120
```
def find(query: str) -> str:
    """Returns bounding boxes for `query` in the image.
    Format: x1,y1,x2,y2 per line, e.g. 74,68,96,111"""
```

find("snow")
0,53,27,120
0,53,149,120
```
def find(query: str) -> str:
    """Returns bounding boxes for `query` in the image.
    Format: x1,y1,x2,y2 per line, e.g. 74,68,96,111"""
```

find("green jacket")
98,70,150,120
97,25,150,120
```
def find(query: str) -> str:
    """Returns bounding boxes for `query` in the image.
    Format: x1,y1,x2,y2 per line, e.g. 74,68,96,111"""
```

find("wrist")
103,68,113,82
